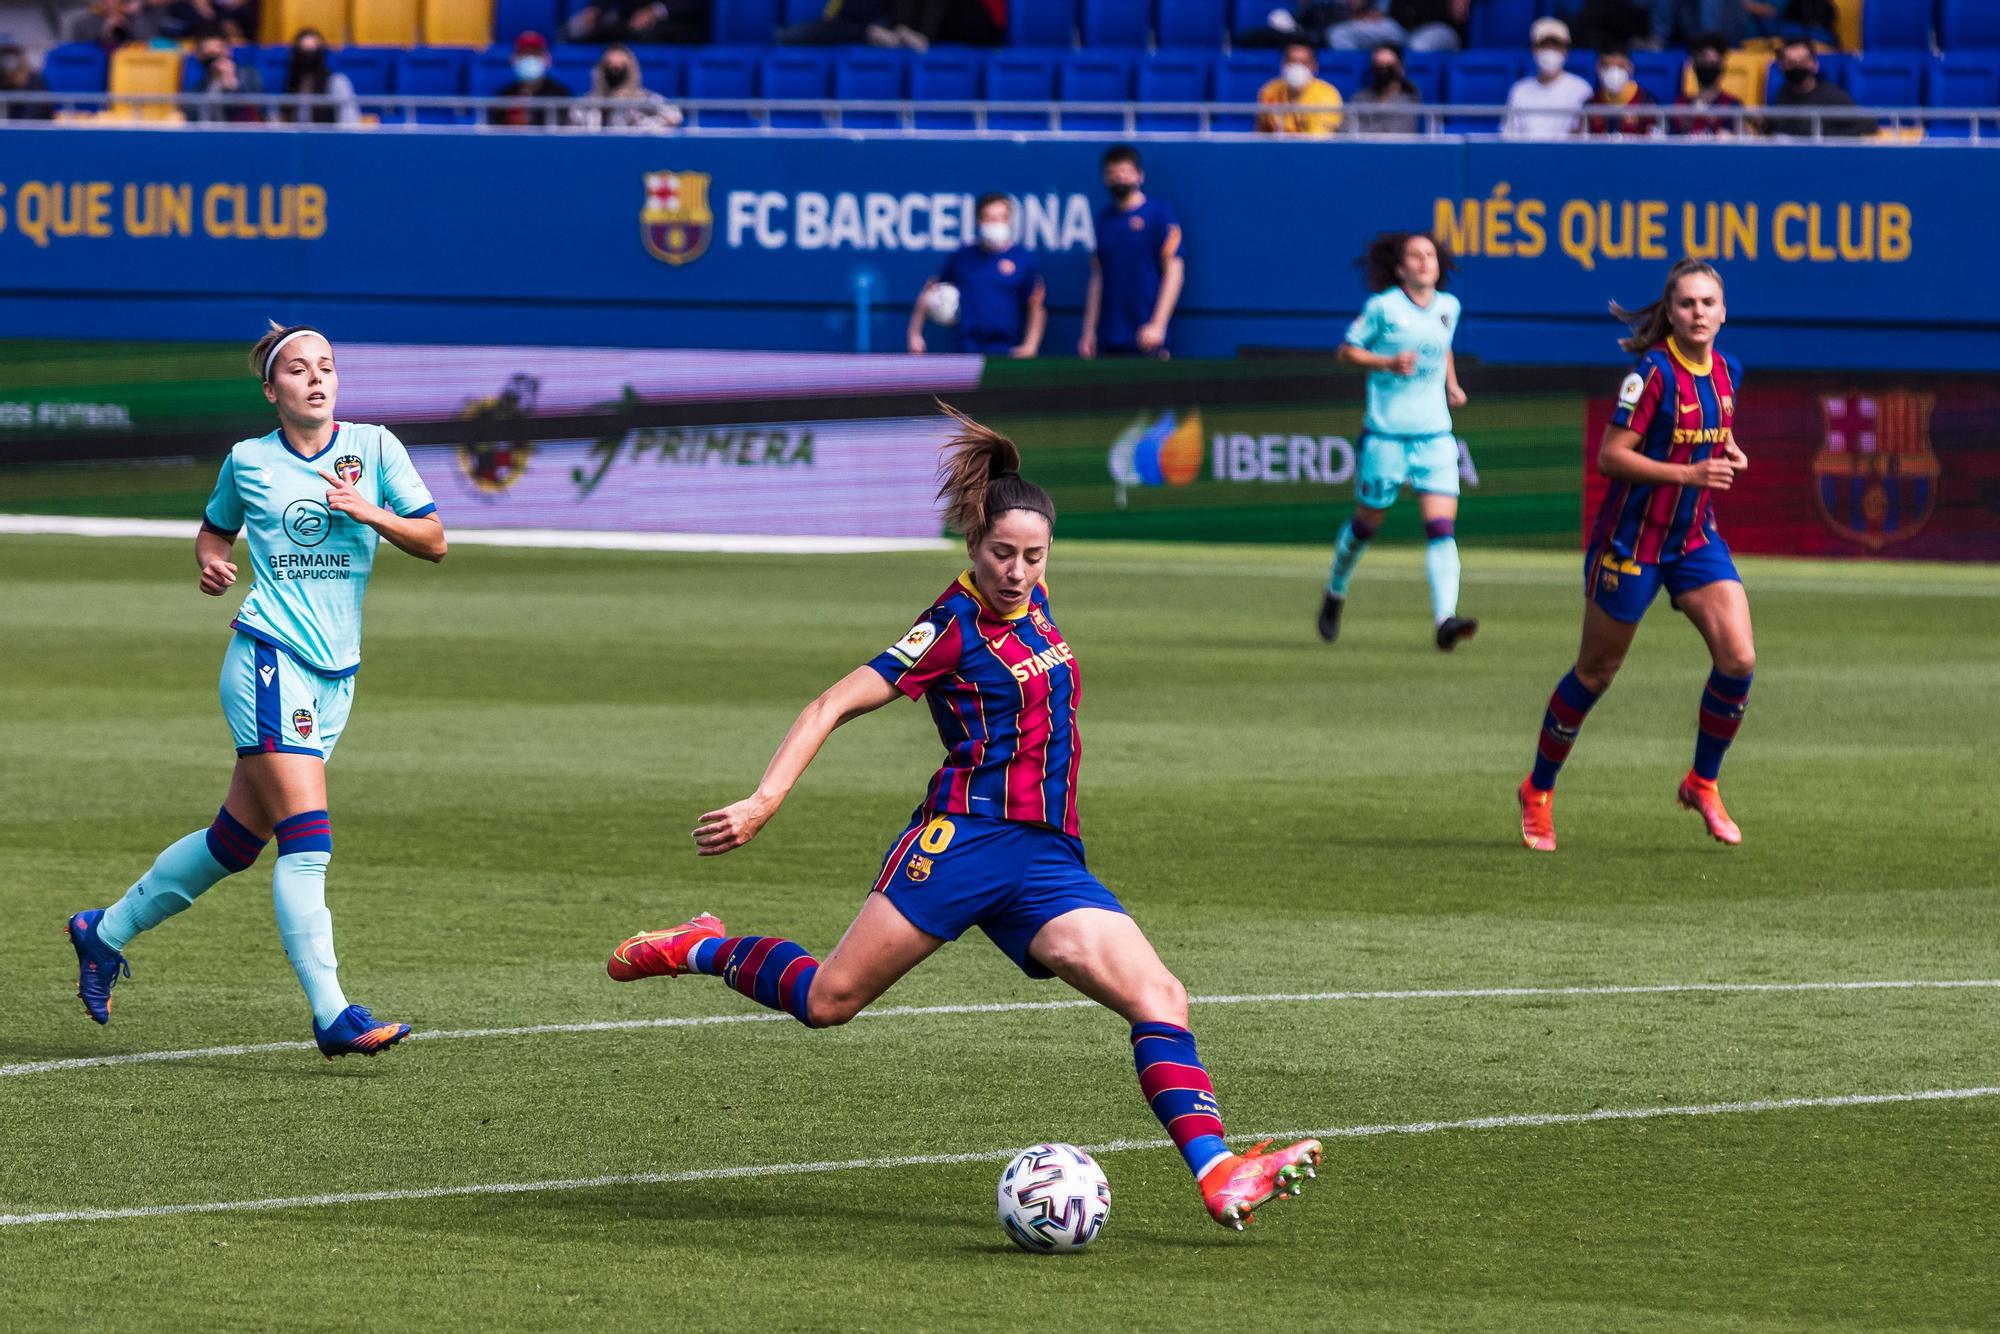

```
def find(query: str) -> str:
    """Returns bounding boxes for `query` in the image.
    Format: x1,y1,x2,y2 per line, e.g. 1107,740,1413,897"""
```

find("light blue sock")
1425,535,1461,624
98,808,268,952
272,811,348,1027
1327,517,1378,597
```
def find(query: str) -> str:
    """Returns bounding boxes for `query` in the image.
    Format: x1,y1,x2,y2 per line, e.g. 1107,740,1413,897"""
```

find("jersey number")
918,817,956,855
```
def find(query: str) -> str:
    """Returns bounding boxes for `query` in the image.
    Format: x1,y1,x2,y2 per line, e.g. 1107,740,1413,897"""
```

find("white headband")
262,327,325,382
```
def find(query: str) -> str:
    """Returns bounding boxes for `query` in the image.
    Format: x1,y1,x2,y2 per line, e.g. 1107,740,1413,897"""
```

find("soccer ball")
996,1143,1110,1253
925,282,961,327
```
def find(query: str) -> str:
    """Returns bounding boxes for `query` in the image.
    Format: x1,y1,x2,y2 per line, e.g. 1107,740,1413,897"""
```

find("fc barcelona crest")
292,709,314,741
333,455,363,485
1813,393,1939,552
642,171,713,266
905,854,933,883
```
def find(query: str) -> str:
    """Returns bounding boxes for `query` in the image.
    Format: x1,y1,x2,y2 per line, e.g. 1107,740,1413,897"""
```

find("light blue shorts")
1357,432,1460,508
218,632,354,760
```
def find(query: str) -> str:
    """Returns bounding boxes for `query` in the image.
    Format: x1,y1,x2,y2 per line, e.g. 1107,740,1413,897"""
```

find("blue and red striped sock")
690,935,820,1027
1693,669,1753,780
1531,668,1602,791
1131,1022,1232,1180
98,807,270,952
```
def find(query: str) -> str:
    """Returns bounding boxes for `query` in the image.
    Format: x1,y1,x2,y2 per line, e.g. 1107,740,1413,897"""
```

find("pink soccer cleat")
1677,772,1742,845
607,913,726,981
1198,1138,1322,1232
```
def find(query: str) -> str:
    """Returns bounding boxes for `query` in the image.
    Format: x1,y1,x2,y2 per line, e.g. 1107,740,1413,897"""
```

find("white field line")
2,1085,1994,1229
0,515,949,555
5,977,1995,1081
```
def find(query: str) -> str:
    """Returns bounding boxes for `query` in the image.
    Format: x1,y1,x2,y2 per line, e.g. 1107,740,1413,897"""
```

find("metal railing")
0,91,1993,141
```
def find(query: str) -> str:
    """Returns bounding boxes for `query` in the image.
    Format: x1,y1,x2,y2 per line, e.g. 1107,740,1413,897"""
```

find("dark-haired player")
607,406,1321,1233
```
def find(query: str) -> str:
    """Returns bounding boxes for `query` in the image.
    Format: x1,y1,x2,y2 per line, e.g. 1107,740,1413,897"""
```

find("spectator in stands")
1766,37,1874,137
1742,0,1836,45
1670,31,1742,135
1323,0,1467,51
566,0,710,45
1558,0,1650,51
1503,17,1592,139
168,0,258,42
776,0,893,46
74,0,170,47
1257,43,1344,137
188,29,264,123
282,28,358,125
1647,0,1742,46
0,39,51,121
908,194,1044,358
490,32,573,128
779,0,1001,50
1583,43,1657,134
1081,145,1183,360
572,43,683,129
1347,43,1423,133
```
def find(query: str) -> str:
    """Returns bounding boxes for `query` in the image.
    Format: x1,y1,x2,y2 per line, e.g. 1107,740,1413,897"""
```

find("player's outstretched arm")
317,470,449,562
693,666,901,857
195,526,237,596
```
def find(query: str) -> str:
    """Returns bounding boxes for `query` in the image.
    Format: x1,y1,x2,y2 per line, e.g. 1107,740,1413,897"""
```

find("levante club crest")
1812,393,1939,552
642,171,712,266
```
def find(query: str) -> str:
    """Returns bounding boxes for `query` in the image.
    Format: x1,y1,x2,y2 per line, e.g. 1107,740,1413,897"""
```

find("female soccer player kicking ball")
1518,259,1755,851
1319,230,1478,651
67,323,447,1057
608,408,1321,1232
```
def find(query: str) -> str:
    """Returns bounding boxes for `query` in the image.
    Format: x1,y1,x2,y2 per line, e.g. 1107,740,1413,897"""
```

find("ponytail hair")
1356,229,1455,293
1611,258,1723,354
933,402,1054,543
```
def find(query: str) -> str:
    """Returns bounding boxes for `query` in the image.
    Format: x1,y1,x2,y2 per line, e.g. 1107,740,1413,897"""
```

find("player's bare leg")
1675,579,1755,844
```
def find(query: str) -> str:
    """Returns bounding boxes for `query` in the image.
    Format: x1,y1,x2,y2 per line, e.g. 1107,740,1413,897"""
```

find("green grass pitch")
1,533,1996,1332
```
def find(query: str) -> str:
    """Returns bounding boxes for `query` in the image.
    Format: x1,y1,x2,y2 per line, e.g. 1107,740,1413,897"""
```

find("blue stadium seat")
1316,49,1365,99
1214,50,1274,131
1926,52,2000,137
1059,51,1134,129
493,0,559,43
471,46,517,97
985,50,1058,129
624,47,683,96
42,42,107,95
1444,50,1526,131
1563,49,1598,85
393,48,470,122
256,46,293,95
1861,0,1930,48
1630,50,1684,105
1136,49,1213,130
1227,0,1273,41
779,0,823,25
834,48,907,128
1156,0,1226,47
1080,0,1150,46
1010,0,1076,47
1469,0,1538,49
687,46,760,126
760,49,832,127
911,50,983,128
1765,51,1851,103
1939,0,2000,50
338,46,398,97
711,0,779,43
1847,52,1924,109
1402,49,1447,103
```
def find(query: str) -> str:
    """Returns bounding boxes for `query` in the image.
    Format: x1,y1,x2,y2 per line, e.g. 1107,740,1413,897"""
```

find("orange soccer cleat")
1517,777,1556,852
1677,772,1742,845
607,913,727,981
1199,1138,1322,1232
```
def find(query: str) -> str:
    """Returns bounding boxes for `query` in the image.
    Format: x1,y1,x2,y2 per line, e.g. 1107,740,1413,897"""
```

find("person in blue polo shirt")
909,193,1046,358
1080,145,1184,360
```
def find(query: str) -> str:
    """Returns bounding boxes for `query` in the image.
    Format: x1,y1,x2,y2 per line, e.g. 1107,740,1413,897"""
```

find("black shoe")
1316,591,1345,643
1435,616,1479,651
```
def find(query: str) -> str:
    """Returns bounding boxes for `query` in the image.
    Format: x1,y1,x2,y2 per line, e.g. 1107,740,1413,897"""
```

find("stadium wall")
1,131,1996,371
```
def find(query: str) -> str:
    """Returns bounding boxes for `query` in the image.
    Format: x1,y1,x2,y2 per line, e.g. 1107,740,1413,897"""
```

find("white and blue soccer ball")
996,1143,1110,1253
924,281,962,327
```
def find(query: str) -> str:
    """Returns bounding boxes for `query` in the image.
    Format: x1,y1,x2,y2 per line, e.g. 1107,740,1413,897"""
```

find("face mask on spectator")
603,62,630,88
1598,66,1630,95
294,45,325,73
978,220,1012,250
1371,62,1401,90
1693,60,1724,88
1782,62,1811,86
1282,61,1313,92
0,51,21,77
1534,47,1567,77
1108,181,1137,203
515,55,548,82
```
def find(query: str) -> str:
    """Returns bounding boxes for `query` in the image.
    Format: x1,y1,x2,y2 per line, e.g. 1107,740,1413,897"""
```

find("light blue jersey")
203,422,436,678
1344,287,1460,439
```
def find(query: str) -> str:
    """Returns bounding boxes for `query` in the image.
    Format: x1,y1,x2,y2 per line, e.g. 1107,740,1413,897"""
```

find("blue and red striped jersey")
1591,340,1743,563
867,573,1083,838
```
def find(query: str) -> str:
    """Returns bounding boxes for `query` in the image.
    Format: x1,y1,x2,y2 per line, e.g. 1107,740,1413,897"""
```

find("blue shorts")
218,632,353,760
1587,539,1742,624
872,810,1126,979
1357,432,1459,508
